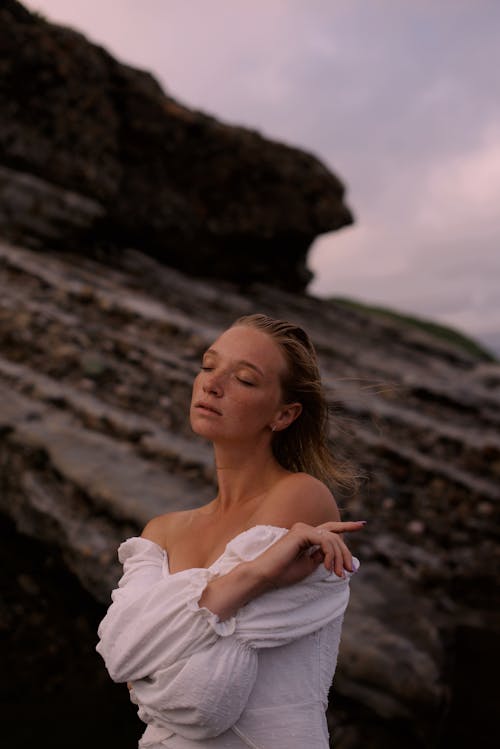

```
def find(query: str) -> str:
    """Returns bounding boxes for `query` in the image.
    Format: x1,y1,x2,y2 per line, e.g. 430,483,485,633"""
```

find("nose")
202,370,223,397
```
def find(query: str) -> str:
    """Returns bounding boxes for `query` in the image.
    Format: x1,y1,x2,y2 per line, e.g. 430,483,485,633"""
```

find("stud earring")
271,424,276,432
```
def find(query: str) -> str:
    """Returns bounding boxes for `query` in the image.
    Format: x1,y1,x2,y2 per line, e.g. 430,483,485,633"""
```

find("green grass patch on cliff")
330,296,497,362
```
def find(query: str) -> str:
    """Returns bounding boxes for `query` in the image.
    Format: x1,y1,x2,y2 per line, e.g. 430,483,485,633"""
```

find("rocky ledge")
0,0,352,292
0,239,498,749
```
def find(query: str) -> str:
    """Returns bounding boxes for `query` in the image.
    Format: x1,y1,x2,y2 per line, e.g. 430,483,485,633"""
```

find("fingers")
307,528,353,577
315,523,365,575
318,520,366,532
335,535,355,576
324,535,353,577
290,521,365,578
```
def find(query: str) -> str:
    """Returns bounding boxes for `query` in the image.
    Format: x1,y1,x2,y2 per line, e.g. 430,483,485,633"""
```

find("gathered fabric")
96,524,360,748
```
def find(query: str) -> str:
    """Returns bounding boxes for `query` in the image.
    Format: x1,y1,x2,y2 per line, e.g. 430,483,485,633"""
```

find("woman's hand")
198,520,365,622
251,520,365,590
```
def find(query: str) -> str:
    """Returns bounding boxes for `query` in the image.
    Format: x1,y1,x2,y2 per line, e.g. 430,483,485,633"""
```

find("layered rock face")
0,0,352,292
1,239,499,749
1,2,499,747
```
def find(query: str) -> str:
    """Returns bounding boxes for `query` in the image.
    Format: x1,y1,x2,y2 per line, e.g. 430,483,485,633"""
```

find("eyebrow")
204,348,265,377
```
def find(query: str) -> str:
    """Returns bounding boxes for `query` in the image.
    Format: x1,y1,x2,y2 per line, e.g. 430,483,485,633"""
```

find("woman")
96,314,365,748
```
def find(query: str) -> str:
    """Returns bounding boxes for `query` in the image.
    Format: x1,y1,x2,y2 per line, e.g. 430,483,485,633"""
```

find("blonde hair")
232,313,359,495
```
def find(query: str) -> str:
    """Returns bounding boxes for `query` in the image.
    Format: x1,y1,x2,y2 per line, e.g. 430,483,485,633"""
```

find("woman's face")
190,325,289,444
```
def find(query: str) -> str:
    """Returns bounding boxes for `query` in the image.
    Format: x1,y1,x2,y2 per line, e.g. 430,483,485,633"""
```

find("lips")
195,401,222,415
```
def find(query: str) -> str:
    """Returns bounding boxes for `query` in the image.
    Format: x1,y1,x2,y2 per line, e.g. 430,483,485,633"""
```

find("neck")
211,437,286,514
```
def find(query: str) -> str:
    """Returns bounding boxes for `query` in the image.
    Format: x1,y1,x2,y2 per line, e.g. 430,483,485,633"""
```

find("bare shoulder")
141,510,189,548
256,472,341,528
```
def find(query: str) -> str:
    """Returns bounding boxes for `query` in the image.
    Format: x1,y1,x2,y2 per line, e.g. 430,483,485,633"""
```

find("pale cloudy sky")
26,0,500,355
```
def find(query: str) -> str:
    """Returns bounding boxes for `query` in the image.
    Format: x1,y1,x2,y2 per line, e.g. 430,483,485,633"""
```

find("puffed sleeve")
231,554,359,647
95,537,235,683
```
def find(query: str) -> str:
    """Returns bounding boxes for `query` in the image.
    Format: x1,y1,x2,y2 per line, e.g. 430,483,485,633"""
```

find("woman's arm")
198,520,364,620
197,474,364,619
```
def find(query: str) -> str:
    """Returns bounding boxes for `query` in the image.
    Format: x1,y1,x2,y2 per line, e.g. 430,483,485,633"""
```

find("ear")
272,402,302,432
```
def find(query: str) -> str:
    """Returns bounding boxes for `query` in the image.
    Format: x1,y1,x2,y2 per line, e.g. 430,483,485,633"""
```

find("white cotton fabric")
96,524,360,749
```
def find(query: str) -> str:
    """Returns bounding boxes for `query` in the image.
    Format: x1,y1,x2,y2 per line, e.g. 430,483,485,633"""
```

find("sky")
26,0,500,356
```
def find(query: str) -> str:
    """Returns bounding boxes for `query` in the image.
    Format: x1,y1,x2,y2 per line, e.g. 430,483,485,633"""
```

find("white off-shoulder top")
96,524,360,749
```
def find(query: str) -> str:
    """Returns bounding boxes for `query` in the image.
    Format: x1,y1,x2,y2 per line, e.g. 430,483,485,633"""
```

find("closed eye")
237,377,255,386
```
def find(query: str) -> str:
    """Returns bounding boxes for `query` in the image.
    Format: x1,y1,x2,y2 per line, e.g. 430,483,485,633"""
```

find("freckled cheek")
230,392,276,422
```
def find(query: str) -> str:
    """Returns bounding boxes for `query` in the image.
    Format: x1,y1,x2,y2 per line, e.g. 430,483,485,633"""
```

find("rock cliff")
0,0,352,292
1,239,499,749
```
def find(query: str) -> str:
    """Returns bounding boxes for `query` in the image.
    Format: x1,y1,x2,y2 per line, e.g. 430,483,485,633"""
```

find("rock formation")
0,0,352,292
0,2,499,748
1,239,499,749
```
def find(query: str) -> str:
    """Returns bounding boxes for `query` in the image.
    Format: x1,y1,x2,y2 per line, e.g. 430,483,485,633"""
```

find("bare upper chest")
165,511,257,574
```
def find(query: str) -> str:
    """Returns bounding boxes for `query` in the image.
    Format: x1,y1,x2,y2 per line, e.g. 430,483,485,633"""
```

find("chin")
190,416,221,439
